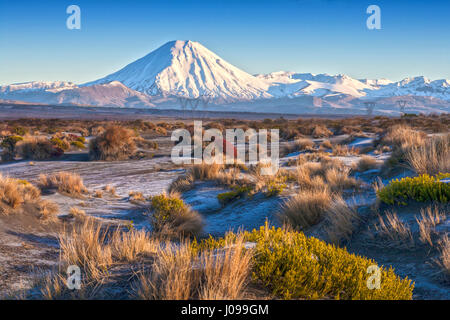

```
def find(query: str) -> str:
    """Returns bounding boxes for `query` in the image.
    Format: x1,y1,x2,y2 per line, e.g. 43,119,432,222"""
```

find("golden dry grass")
89,125,137,161
0,175,41,211
383,125,426,150
59,219,158,281
375,210,414,247
324,167,360,192
168,174,195,193
190,162,223,180
415,206,446,246
279,188,332,230
135,241,196,300
406,133,450,175
437,235,449,281
39,171,87,196
282,138,315,155
199,236,253,300
109,227,159,262
134,234,252,300
332,144,359,156
356,155,378,172
324,197,359,245
129,191,145,202
15,136,57,160
68,207,86,221
320,139,333,149
37,200,59,221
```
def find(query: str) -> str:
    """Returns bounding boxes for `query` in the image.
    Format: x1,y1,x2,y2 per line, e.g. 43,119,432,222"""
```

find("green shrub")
13,126,27,136
71,141,86,149
50,137,70,151
265,181,286,197
150,193,203,236
377,173,450,205
190,224,414,299
1,135,23,161
1,135,23,149
217,186,252,205
150,194,186,223
247,223,414,300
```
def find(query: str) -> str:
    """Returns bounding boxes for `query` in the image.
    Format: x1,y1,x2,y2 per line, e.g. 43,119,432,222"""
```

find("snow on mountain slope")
0,81,77,94
1,40,449,113
364,76,450,100
85,40,272,101
0,81,154,107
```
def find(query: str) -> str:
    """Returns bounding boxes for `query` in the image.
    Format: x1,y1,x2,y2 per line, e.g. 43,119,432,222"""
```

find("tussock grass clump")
282,138,315,155
382,125,427,170
279,188,332,230
415,206,446,246
15,136,60,160
383,125,426,150
320,139,333,149
89,125,137,161
39,171,88,197
129,191,145,202
68,207,86,221
312,124,333,138
293,158,359,192
59,219,157,283
375,210,414,248
332,144,359,156
377,173,450,205
135,242,196,300
406,133,450,175
134,233,252,300
436,236,450,281
0,175,41,210
248,223,414,299
324,197,359,245
168,174,195,193
190,162,223,180
59,219,113,281
37,200,59,221
356,155,378,172
324,167,360,192
150,193,203,237
198,235,253,300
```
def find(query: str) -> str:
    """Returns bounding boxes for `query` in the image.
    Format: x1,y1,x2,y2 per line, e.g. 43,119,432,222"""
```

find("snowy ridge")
84,40,271,101
0,40,449,114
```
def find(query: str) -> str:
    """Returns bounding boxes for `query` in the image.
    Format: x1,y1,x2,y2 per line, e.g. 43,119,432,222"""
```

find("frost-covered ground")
0,131,448,299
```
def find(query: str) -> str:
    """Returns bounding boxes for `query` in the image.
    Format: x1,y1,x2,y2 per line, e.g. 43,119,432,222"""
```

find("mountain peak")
84,40,269,100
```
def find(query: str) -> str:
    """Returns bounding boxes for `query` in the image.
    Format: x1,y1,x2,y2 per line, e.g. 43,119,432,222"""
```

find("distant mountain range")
1,40,449,115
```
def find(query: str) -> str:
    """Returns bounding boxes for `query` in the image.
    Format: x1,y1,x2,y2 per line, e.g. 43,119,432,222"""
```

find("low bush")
70,141,86,149
217,186,252,205
39,171,88,197
150,193,203,237
89,125,137,161
279,188,332,230
1,135,23,161
406,133,450,175
377,173,450,205
247,223,414,299
15,136,61,160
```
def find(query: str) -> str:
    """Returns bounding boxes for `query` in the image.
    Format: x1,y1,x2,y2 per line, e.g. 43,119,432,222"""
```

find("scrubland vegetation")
0,114,448,300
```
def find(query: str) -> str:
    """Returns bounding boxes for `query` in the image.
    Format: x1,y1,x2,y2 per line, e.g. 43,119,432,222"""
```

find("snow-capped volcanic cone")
84,40,271,101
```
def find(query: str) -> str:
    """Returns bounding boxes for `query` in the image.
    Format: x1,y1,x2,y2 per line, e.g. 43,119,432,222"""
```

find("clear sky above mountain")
0,0,449,85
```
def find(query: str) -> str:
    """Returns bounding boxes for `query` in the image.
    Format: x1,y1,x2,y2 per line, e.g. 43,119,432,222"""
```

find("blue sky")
0,0,449,85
